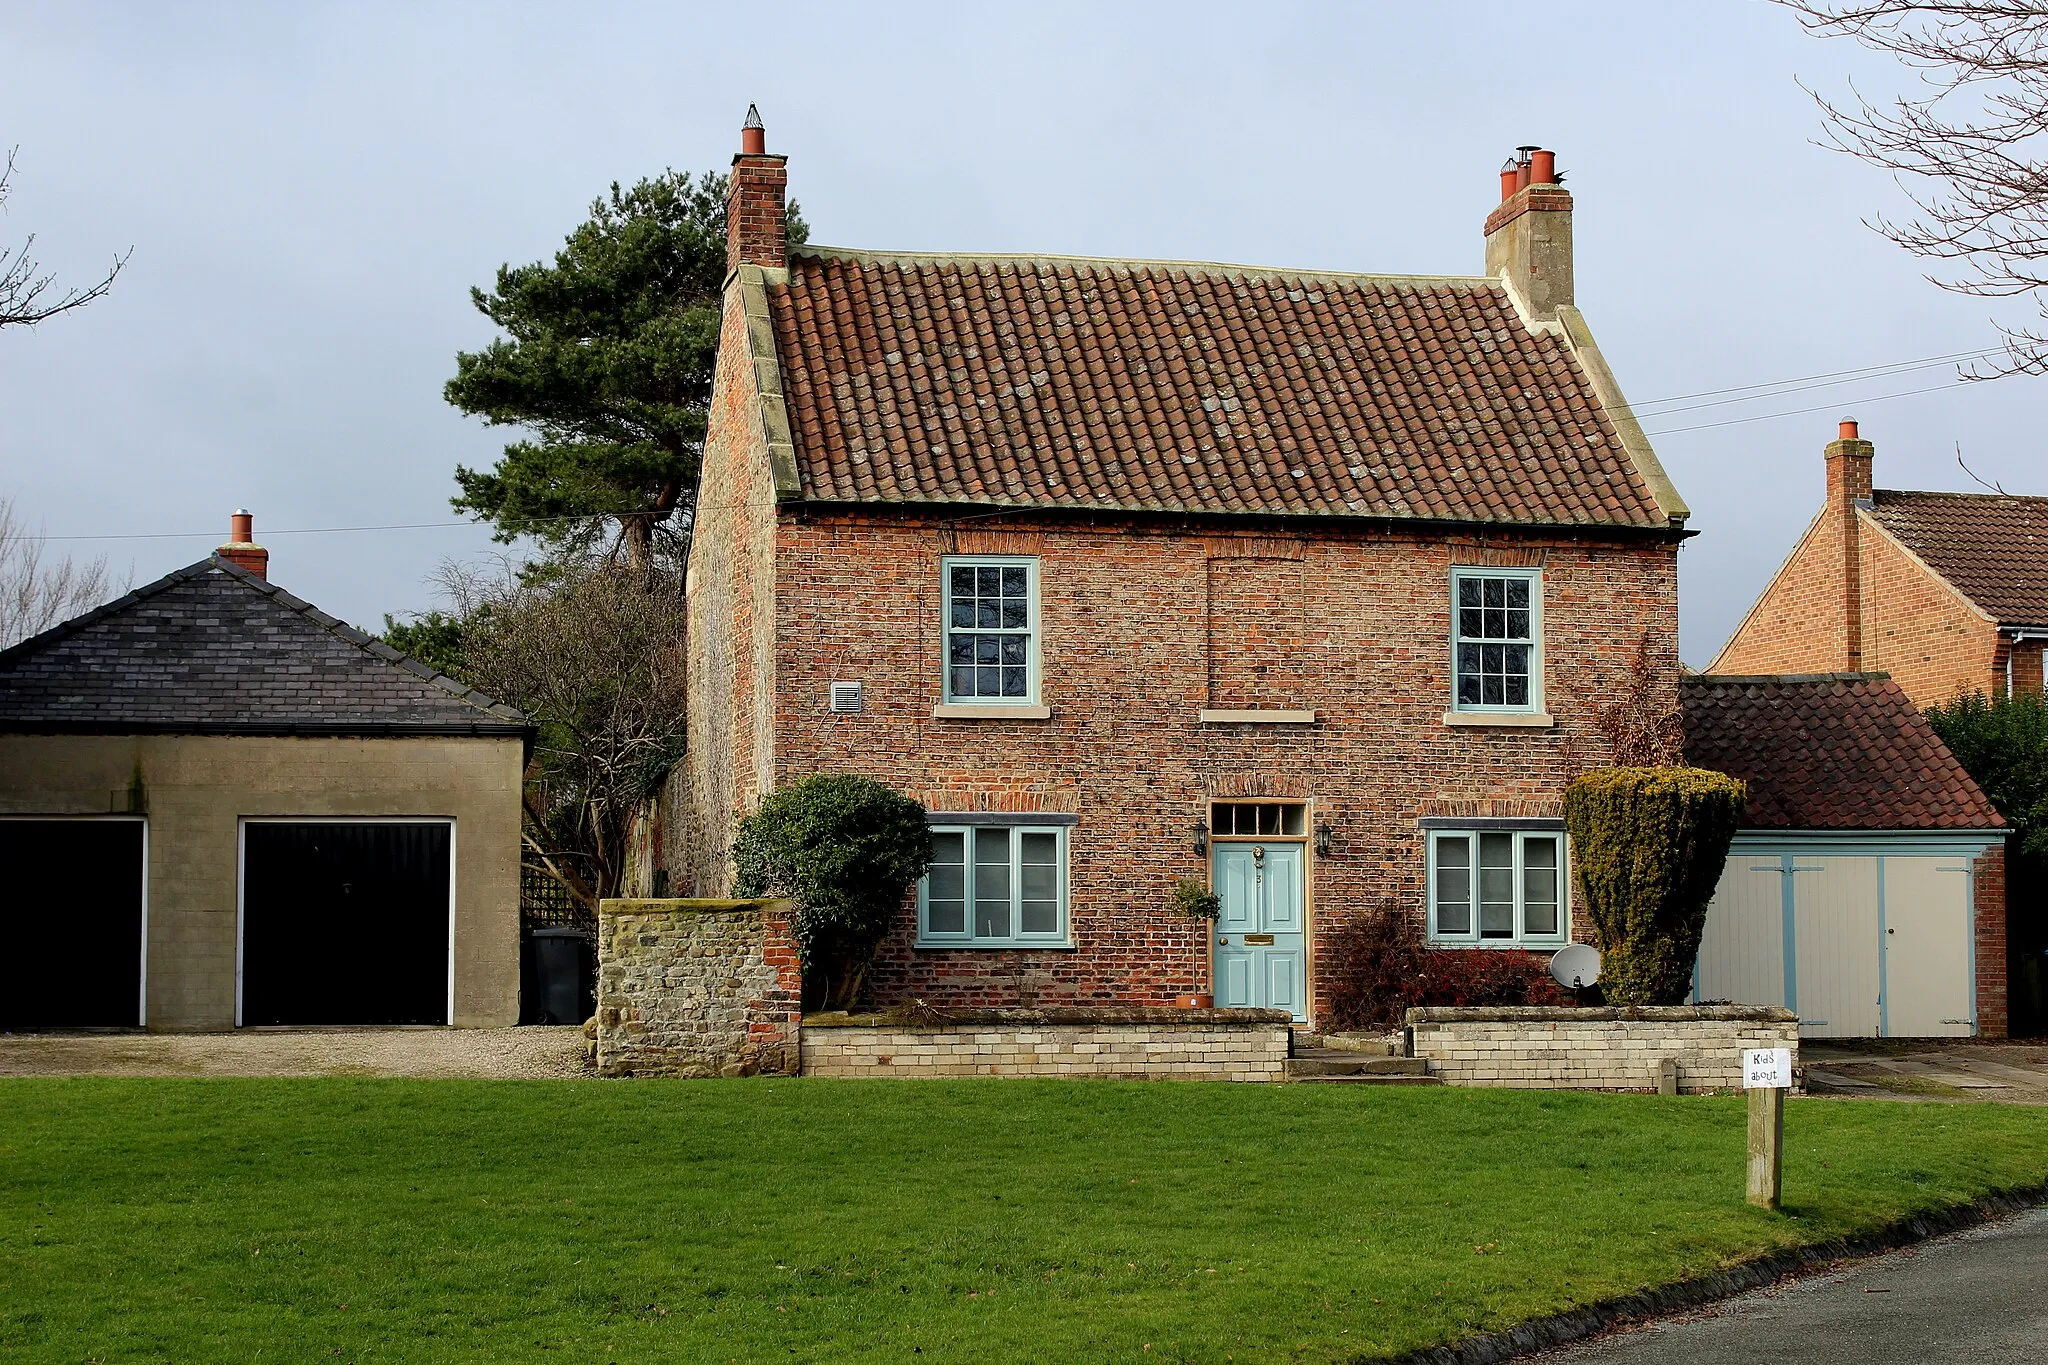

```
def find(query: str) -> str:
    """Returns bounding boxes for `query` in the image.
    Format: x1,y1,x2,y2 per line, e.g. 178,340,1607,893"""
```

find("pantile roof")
767,248,1672,529
0,557,530,737
1681,673,2001,831
1865,488,2048,627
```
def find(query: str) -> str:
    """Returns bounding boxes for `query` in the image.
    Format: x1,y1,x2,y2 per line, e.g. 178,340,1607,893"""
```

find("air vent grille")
828,681,864,714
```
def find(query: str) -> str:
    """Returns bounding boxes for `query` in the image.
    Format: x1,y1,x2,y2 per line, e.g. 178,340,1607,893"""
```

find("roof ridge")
1687,672,1894,687
1874,486,2048,504
789,243,1497,292
205,557,527,722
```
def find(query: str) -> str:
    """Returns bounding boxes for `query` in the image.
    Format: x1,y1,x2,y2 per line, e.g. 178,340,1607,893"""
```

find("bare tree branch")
0,493,126,647
0,149,130,329
1779,3,2048,371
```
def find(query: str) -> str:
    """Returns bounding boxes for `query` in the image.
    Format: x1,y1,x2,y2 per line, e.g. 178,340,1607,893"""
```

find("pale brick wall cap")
1406,1005,1797,1024
806,1005,1292,1028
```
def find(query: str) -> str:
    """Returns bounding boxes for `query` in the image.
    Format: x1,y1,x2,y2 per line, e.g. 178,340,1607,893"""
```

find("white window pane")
927,863,965,902
1524,895,1559,937
976,899,1011,938
927,899,966,934
930,831,964,865
1435,836,1471,935
1020,863,1058,901
1479,832,1515,936
1020,900,1059,934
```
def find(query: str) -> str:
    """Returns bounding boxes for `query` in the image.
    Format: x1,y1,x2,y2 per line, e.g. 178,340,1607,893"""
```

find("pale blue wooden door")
1213,843,1306,1020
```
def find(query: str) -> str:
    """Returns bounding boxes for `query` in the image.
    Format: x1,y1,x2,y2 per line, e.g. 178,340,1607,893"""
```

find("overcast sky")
3,1,2042,665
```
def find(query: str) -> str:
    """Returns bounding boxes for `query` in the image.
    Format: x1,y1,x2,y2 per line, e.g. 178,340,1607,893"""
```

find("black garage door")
242,822,451,1026
0,819,144,1028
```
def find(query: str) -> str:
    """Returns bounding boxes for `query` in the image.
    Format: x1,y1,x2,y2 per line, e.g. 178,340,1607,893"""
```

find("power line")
1641,379,1981,437
1618,345,2004,413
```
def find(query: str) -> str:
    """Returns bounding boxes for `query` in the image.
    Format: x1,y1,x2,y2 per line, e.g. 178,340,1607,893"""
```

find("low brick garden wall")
1406,1006,1800,1093
801,1007,1293,1081
595,898,802,1078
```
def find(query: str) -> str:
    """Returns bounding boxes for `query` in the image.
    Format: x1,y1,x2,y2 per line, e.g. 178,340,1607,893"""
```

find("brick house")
1713,421,2048,707
680,117,1692,1023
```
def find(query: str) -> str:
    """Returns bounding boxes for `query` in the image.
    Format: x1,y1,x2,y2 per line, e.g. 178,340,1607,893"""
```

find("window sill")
1441,711,1554,729
932,704,1053,720
1198,708,1317,724
1428,940,1568,951
914,940,1077,951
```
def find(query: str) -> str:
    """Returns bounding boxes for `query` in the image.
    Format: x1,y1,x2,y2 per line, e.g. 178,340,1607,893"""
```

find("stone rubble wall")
1406,1006,1800,1093
595,898,801,1078
802,1008,1291,1081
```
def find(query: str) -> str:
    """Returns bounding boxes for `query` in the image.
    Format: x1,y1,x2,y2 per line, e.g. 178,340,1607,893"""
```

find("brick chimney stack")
725,104,788,274
1484,146,1573,324
216,508,269,580
1826,419,1874,669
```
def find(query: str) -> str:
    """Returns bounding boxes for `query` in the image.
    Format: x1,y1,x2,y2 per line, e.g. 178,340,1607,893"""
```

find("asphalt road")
1528,1205,2048,1364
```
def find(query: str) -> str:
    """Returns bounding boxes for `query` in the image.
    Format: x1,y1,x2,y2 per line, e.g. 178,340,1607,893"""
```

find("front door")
1213,842,1305,1020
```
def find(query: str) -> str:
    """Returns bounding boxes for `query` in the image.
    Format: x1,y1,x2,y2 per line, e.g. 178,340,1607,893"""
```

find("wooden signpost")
1743,1047,1790,1209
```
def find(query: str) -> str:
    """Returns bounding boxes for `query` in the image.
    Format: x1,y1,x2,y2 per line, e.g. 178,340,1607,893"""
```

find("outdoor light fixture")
1191,819,1210,857
1315,821,1334,858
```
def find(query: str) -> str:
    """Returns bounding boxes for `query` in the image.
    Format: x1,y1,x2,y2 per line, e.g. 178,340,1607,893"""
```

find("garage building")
1684,673,2008,1038
0,519,531,1030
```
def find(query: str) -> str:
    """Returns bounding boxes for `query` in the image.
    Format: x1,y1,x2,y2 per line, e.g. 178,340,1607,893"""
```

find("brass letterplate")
1244,933,1275,945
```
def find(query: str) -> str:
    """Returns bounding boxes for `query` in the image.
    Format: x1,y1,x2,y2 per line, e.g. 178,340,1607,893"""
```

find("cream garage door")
1697,848,1978,1038
1882,858,1975,1038
1791,856,1881,1039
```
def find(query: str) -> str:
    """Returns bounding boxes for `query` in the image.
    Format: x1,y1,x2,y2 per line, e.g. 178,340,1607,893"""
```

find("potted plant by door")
1171,878,1222,1008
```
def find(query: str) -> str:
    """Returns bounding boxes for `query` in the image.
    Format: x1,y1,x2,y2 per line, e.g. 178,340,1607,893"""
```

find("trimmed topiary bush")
1562,766,1747,1006
731,774,932,1011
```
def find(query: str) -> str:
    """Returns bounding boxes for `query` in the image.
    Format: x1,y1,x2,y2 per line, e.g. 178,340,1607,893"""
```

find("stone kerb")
595,897,801,1078
800,1006,1293,1082
1404,1005,1800,1093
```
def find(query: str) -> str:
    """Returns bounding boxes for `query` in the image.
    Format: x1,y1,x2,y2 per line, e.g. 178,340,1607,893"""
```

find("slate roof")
767,248,1673,529
0,557,530,737
1865,488,2048,628
1681,673,2002,831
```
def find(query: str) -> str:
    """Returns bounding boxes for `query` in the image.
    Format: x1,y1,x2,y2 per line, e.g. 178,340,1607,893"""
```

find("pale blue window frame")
942,556,1041,705
918,823,1069,947
1450,567,1543,712
1427,828,1568,947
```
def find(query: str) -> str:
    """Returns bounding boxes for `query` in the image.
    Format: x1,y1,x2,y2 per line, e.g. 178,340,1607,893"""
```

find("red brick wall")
1858,519,2003,708
2008,641,2044,698
762,510,1679,1023
1976,841,2009,1039
681,272,783,895
1713,508,1854,675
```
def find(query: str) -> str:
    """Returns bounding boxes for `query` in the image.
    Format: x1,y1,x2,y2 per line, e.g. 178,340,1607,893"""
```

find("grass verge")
2,1079,2045,1363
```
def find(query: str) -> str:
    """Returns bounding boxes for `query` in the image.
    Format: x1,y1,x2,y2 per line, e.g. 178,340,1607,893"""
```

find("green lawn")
3,1080,2046,1364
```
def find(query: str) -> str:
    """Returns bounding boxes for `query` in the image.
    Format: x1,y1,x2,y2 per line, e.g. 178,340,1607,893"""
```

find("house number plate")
1243,933,1276,945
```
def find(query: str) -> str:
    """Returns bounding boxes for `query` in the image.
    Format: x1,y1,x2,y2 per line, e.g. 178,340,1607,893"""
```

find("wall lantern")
1315,821,1334,858
1191,819,1210,857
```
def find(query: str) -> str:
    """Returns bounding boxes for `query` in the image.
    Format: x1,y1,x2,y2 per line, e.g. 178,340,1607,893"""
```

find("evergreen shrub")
732,774,932,1011
1562,766,1746,1006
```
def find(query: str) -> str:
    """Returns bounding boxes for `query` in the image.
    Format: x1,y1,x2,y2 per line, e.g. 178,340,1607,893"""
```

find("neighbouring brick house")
679,116,1692,1024
1713,421,2048,707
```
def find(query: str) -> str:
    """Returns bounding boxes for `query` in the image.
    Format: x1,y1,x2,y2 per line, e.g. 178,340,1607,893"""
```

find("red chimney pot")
1838,418,1859,441
217,508,269,580
1529,148,1556,185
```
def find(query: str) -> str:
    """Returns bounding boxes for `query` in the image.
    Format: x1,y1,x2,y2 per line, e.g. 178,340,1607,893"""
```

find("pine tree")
445,171,806,563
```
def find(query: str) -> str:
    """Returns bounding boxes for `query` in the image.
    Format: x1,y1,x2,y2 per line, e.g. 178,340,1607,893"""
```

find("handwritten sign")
1743,1047,1792,1090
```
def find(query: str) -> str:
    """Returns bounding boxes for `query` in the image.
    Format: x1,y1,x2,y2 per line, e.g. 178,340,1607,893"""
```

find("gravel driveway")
0,1027,594,1079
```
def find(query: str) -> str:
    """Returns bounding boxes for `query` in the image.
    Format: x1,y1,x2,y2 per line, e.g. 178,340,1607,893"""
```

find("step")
1291,1031,1402,1057
1290,1073,1444,1085
1285,1054,1432,1080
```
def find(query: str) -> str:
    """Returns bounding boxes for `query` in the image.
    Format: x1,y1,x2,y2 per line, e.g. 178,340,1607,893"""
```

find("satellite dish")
1550,943,1602,991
